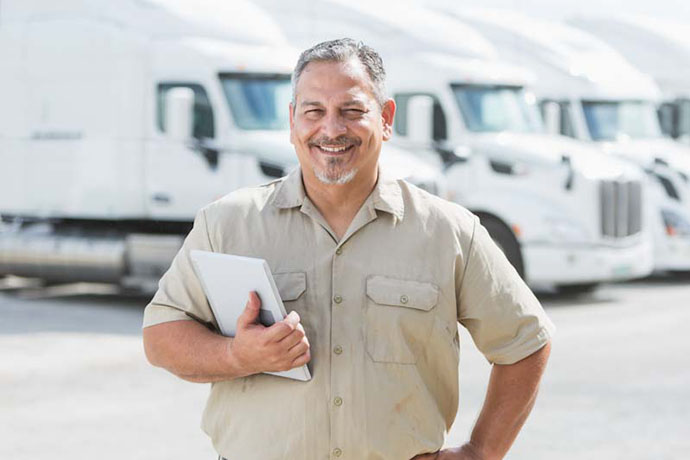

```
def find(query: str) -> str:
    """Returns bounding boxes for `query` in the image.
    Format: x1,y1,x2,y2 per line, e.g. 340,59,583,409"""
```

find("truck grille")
600,180,643,238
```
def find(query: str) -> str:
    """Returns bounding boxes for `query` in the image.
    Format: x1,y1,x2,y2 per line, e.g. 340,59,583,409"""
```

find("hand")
230,291,311,377
411,443,485,460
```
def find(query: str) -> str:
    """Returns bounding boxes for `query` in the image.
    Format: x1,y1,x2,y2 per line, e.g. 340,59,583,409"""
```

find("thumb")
236,291,261,329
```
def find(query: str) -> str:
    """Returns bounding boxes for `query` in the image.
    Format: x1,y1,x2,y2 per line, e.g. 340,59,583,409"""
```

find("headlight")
543,215,590,242
661,209,690,236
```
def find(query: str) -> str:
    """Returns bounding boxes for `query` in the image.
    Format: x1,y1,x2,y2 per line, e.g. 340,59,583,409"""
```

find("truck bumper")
523,239,654,286
653,234,690,271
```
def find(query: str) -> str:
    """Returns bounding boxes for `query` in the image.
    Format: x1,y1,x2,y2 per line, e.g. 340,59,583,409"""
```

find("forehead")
295,58,377,104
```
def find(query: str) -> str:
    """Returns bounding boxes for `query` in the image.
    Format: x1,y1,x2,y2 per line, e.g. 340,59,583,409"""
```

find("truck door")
145,82,224,220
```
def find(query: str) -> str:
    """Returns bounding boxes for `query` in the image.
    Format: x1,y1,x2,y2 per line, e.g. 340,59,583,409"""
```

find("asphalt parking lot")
1,275,689,460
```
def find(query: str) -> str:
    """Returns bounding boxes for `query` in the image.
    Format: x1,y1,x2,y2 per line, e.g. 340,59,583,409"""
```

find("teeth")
319,145,350,153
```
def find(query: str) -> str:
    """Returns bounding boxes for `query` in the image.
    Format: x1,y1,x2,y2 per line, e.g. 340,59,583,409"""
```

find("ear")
381,98,396,141
289,102,296,145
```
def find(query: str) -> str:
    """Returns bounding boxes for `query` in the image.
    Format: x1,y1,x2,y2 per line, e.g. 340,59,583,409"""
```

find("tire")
557,282,600,296
479,215,525,280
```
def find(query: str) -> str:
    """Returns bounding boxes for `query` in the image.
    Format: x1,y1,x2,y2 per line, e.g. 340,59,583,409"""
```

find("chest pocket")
365,275,439,364
274,272,306,302
272,270,312,331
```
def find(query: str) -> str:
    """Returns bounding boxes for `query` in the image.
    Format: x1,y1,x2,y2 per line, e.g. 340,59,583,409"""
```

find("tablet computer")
190,249,311,381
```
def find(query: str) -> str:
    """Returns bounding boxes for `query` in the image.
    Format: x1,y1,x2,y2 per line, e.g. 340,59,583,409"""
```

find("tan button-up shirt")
143,167,555,460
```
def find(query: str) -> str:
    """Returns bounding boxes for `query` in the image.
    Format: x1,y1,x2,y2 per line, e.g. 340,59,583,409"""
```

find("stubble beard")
313,157,358,185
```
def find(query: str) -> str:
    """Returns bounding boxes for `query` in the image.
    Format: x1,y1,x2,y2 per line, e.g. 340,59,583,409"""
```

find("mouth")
312,144,355,155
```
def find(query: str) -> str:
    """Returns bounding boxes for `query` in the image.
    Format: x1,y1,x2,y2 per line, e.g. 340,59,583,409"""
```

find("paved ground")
1,276,689,459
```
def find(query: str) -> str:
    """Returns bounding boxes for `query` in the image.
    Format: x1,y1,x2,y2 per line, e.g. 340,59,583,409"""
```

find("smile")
315,145,354,154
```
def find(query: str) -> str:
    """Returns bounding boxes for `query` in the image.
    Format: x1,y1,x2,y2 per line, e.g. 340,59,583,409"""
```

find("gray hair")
291,38,387,108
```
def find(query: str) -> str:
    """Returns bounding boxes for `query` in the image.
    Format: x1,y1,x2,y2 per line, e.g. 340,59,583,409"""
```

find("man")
143,38,555,460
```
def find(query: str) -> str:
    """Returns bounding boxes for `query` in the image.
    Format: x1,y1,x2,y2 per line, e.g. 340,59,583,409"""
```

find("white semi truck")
443,8,690,272
567,16,690,143
255,0,654,291
0,0,445,290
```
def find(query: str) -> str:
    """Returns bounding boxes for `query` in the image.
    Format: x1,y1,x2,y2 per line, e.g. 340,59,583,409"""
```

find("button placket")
330,242,347,459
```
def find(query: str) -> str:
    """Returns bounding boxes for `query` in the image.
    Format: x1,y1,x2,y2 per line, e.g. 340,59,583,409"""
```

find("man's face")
289,58,395,185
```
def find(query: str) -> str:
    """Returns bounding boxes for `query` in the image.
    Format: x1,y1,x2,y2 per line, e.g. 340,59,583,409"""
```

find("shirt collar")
270,166,405,221
270,166,306,209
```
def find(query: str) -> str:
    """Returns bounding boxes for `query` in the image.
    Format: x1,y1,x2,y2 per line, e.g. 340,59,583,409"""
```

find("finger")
290,349,311,368
287,338,309,360
236,291,261,330
283,310,300,328
278,324,306,349
264,311,299,342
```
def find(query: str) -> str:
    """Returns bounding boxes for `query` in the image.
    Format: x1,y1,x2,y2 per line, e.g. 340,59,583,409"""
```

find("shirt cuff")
142,303,194,328
487,322,555,365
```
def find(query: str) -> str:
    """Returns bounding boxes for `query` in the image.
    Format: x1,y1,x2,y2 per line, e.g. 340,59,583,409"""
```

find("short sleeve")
457,217,555,365
142,207,217,329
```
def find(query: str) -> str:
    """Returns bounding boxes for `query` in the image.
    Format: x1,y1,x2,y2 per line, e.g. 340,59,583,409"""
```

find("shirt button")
333,345,343,355
333,295,343,304
400,294,409,304
332,447,342,457
334,396,343,406
335,247,343,255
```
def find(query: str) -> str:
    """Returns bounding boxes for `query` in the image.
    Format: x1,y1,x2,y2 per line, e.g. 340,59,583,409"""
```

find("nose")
321,111,347,139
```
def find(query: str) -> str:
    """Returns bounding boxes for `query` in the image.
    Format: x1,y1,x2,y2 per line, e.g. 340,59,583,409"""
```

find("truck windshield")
582,100,662,141
219,74,291,130
452,84,543,133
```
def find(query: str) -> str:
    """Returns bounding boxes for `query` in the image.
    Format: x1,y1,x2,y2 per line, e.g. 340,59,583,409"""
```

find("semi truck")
568,15,690,143
255,0,654,291
0,0,445,290
443,8,690,272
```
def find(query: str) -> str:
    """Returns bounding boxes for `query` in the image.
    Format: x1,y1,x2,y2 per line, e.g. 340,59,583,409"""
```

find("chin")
313,167,358,185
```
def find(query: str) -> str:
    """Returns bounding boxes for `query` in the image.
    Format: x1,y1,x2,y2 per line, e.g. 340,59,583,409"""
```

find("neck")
301,167,378,239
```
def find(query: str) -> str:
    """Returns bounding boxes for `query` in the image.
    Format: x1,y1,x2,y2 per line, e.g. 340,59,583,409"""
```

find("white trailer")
0,0,445,289
568,16,690,143
255,0,654,290
444,8,690,272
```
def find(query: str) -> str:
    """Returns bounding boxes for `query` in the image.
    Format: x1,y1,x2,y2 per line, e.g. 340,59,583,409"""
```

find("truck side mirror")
542,101,561,135
165,87,194,141
406,95,434,145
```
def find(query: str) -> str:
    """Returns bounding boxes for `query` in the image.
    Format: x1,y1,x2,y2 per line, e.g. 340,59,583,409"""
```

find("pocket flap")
274,272,307,301
366,275,439,311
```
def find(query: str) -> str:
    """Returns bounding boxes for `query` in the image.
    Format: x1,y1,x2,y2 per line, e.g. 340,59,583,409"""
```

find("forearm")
143,320,245,383
469,341,552,459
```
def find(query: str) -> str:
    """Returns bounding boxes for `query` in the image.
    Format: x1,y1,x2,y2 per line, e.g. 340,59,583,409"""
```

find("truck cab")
387,53,653,289
447,8,690,272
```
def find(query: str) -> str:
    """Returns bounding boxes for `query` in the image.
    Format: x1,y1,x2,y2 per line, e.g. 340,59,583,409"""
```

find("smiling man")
142,39,555,460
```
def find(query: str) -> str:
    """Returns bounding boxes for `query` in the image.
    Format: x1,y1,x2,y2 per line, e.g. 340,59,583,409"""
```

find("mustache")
308,136,361,148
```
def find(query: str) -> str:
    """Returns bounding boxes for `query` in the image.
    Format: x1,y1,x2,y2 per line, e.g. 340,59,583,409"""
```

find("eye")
343,109,366,118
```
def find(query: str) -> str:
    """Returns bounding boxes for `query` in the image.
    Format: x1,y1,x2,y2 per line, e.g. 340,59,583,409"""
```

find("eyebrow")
299,100,367,108
342,100,366,108
300,101,324,108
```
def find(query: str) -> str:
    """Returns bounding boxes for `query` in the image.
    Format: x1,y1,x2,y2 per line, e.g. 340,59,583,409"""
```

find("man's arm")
413,341,551,460
465,341,551,459
143,292,311,383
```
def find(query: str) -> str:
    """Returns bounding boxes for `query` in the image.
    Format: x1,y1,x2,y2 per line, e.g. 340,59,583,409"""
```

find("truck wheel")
557,282,600,295
479,215,525,280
